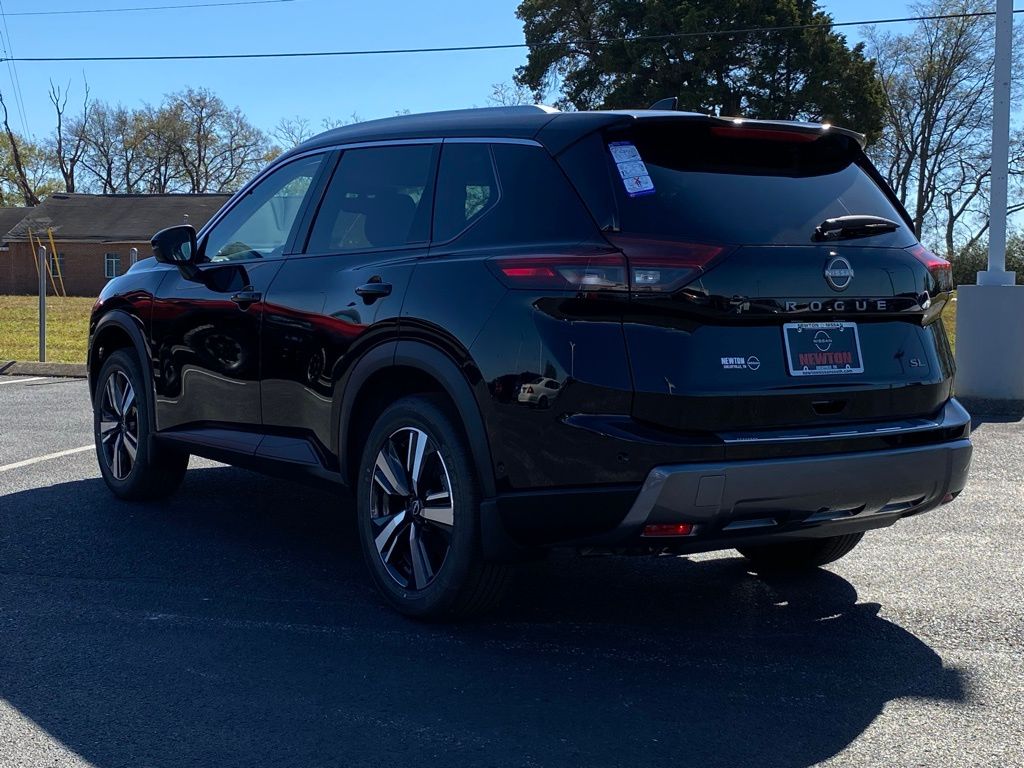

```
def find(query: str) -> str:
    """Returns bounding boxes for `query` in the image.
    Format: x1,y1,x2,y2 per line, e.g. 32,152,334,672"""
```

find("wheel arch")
89,310,156,434
336,340,496,499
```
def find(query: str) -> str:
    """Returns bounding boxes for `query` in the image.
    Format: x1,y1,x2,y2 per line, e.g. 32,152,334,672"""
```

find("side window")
48,251,65,275
433,143,499,242
203,154,324,262
306,144,437,253
487,144,597,242
433,143,597,247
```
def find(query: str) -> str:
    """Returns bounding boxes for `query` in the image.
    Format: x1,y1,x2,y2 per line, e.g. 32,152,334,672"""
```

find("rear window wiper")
813,215,899,242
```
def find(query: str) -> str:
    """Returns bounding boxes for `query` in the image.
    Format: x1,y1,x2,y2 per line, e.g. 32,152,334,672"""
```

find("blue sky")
0,0,953,141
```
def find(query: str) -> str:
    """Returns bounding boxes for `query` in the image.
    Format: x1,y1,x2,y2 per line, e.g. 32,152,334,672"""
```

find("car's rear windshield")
599,121,913,247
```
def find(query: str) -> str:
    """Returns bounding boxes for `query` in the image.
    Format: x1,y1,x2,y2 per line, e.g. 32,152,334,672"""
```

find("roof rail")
479,104,560,115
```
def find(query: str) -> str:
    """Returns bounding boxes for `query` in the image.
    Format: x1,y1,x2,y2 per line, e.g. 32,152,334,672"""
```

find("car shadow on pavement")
0,466,967,768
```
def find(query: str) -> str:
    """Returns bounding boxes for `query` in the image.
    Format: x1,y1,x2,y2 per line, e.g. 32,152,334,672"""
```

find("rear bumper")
485,401,973,556
606,437,972,549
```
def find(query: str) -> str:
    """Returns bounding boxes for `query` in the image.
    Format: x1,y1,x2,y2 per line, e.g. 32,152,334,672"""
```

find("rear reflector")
908,244,953,293
641,523,695,537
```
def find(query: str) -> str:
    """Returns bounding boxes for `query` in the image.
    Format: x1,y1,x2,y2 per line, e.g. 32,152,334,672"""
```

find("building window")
104,252,120,278
48,251,65,275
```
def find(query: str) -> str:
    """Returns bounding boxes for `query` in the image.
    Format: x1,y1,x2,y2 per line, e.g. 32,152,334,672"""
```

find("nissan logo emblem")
824,256,854,291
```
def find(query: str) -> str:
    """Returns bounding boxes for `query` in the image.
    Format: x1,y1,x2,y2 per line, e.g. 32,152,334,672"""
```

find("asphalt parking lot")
0,374,1021,768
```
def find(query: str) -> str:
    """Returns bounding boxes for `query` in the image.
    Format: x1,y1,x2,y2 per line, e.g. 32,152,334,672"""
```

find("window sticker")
608,141,655,197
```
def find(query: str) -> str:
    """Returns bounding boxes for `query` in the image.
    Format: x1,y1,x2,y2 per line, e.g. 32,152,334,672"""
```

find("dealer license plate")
783,322,864,376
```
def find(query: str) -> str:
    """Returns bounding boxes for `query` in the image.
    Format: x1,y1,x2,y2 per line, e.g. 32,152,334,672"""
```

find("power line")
0,8,1022,63
3,0,295,17
0,0,30,137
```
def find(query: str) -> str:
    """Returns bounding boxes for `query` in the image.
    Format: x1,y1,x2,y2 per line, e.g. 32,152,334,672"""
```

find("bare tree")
0,91,40,205
487,81,535,107
142,103,184,193
867,0,1024,256
168,88,268,193
79,102,124,193
321,112,361,131
273,115,313,148
48,79,90,193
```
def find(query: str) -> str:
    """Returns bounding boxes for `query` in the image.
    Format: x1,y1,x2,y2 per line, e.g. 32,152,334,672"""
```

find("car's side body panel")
260,250,421,454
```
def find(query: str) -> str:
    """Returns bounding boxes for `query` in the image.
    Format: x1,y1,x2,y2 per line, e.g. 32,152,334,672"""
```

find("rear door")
560,120,954,434
259,142,439,453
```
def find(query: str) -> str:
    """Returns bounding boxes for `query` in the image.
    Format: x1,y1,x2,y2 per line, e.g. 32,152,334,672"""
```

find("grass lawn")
943,292,958,357
0,295,94,364
0,292,961,367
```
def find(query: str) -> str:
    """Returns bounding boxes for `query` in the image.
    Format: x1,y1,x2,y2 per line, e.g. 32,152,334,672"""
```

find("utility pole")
955,0,1024,402
978,0,1015,285
38,245,46,363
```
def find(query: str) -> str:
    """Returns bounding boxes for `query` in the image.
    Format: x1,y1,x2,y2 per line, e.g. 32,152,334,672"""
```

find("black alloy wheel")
93,349,189,500
98,369,140,481
356,395,511,619
369,426,455,591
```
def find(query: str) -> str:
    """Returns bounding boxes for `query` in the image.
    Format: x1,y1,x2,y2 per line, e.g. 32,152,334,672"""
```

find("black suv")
88,106,973,617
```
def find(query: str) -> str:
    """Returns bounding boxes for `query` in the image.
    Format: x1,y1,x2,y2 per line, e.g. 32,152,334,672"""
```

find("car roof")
285,105,866,160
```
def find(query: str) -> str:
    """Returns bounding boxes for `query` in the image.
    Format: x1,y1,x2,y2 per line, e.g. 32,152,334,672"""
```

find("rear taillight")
608,235,729,294
490,241,728,295
908,244,953,293
489,254,628,292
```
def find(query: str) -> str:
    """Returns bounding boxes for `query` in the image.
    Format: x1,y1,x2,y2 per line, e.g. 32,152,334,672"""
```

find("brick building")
0,193,230,297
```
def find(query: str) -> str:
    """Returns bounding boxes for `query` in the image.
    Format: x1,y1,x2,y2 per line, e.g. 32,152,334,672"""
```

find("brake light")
490,254,628,291
710,125,821,143
502,266,555,278
907,244,953,293
607,234,729,294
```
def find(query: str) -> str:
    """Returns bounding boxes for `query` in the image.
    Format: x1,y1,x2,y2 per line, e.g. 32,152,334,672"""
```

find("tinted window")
434,143,597,246
557,132,617,231
307,144,436,253
204,154,324,262
603,122,912,247
433,144,499,242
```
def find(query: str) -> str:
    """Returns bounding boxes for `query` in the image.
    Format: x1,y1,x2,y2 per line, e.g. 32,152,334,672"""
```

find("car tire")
94,349,189,501
356,394,511,619
737,532,864,571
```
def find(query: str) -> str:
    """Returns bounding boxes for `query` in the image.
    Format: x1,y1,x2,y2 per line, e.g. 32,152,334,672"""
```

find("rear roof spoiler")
537,109,867,154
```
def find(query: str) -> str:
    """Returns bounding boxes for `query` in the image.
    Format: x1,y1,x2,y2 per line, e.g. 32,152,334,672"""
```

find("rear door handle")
230,289,262,306
355,282,392,304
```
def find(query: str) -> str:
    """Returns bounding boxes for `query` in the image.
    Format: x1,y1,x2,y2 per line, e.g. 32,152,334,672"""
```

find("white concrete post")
955,0,1024,402
978,0,1015,285
130,246,139,266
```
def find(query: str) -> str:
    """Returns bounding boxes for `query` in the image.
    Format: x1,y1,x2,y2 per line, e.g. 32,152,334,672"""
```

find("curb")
0,360,88,378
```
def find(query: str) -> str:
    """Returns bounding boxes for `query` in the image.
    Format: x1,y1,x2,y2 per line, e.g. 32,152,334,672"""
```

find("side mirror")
151,225,198,266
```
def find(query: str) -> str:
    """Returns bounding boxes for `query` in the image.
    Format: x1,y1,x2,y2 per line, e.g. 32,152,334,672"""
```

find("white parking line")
0,377,45,386
0,445,93,473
